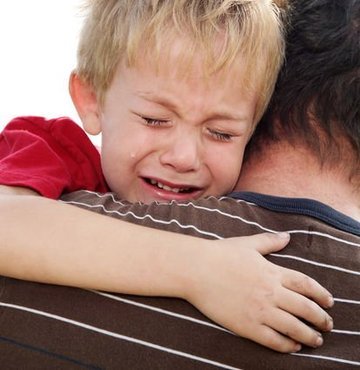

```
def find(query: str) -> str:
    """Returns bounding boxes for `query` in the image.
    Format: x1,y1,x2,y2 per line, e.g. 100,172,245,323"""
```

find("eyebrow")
136,92,247,122
137,92,179,115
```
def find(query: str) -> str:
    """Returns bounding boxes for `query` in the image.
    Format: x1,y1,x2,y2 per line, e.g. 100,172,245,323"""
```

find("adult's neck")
235,141,360,221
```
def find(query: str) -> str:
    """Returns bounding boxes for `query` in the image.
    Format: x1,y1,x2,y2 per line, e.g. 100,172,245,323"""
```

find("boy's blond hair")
77,0,287,123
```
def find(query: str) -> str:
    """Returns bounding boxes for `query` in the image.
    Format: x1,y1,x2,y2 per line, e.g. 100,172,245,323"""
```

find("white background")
0,1,100,144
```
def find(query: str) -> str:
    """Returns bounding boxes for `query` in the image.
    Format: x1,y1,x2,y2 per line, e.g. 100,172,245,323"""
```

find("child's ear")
69,72,102,135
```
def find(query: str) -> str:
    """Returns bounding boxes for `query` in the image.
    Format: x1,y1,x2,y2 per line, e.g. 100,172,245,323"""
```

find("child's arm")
0,189,333,353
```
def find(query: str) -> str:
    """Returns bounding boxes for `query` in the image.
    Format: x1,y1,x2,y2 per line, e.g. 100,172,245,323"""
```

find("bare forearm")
0,194,199,297
0,184,39,196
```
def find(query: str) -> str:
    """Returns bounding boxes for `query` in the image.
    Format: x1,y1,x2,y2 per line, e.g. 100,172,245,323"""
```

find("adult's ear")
69,72,102,135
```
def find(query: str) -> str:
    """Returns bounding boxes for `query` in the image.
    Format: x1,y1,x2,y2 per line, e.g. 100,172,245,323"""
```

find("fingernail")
327,316,334,331
277,232,290,239
327,295,334,308
294,344,302,352
315,334,323,347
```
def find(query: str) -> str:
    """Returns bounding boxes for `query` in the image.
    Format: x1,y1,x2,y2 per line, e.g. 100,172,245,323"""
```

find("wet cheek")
100,146,125,191
101,163,129,198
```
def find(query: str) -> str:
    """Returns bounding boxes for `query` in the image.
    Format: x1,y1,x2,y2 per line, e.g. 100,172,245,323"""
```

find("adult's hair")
248,0,360,176
76,0,286,123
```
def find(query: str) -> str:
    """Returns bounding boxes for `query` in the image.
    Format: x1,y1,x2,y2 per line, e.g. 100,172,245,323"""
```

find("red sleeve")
0,116,109,199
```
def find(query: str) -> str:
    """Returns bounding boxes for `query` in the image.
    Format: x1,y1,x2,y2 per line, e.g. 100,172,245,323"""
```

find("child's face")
77,47,259,203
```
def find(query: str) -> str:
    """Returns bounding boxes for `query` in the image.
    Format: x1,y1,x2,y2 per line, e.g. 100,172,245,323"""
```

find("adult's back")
1,191,359,369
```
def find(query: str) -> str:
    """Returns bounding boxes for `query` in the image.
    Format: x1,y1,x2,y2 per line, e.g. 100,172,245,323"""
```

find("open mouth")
143,178,198,194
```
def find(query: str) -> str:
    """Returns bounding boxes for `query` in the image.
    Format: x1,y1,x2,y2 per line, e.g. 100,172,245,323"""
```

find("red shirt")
0,116,108,198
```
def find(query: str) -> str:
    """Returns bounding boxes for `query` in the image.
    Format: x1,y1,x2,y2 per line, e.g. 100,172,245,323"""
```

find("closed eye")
141,116,169,127
208,129,234,142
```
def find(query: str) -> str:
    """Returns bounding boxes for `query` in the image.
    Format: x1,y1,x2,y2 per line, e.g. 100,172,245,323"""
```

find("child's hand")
185,233,334,353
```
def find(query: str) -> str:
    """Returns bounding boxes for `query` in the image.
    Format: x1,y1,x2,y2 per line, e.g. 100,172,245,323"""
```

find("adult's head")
69,0,287,203
247,0,360,183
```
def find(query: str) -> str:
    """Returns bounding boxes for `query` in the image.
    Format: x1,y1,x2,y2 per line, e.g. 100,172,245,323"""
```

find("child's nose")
160,134,201,173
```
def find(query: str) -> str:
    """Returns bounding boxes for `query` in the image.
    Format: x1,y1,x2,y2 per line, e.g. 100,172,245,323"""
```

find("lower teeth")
148,179,190,193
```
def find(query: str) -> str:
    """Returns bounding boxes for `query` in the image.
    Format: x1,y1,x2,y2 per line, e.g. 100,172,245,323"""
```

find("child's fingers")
262,308,324,349
250,325,301,353
282,268,334,309
278,289,333,332
240,232,290,255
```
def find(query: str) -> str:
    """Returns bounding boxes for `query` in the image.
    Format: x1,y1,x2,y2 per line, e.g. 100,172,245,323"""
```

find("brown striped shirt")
0,190,359,369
